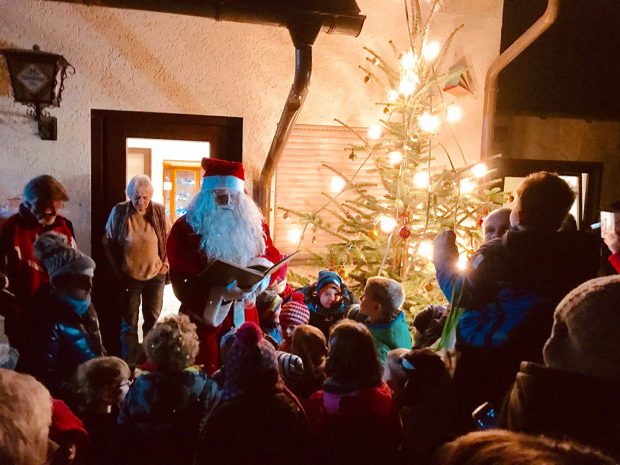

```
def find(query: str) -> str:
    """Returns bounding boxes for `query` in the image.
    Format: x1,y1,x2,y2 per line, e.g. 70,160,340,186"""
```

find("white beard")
185,189,266,266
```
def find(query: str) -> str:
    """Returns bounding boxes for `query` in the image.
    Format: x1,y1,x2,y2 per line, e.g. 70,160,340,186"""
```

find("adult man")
167,158,280,374
0,175,75,302
103,175,170,365
433,172,599,431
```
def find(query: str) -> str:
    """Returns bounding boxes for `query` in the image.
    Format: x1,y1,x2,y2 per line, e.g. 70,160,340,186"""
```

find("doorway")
91,110,243,354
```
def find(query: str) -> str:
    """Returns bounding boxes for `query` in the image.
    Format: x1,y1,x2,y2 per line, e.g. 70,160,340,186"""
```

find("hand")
433,230,458,261
604,232,620,255
221,280,253,301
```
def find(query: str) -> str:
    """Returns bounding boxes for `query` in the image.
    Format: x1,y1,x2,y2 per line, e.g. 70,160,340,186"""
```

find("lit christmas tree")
281,0,505,316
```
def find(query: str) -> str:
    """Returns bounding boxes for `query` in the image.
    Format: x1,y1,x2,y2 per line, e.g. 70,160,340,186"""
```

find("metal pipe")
481,0,559,159
45,0,365,36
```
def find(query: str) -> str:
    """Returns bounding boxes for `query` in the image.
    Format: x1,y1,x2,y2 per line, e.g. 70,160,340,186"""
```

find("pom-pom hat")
200,157,245,193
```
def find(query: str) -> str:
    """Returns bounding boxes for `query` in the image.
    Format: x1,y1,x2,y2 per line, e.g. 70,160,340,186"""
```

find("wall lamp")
1,45,74,140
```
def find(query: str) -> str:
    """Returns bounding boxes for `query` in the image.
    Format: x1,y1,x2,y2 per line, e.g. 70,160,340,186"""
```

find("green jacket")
367,311,412,363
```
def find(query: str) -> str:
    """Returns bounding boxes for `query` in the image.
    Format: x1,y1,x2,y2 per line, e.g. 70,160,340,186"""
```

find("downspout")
481,0,559,159
256,19,321,214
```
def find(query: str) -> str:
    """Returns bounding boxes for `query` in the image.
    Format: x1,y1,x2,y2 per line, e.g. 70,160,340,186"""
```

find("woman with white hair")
103,175,170,368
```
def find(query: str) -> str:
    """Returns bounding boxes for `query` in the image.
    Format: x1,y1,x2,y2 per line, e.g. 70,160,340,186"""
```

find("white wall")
0,0,503,253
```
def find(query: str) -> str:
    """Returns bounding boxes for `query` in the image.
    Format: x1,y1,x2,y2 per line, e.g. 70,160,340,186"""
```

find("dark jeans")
120,273,165,365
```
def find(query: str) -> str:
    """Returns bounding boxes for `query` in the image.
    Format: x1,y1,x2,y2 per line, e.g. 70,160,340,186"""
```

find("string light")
368,124,383,140
378,216,398,233
401,50,416,68
388,89,399,102
446,104,463,123
388,151,403,165
288,228,302,244
456,254,468,271
418,240,434,260
419,111,441,133
460,178,476,194
399,76,418,96
413,171,430,188
422,41,441,61
330,176,346,194
471,163,488,178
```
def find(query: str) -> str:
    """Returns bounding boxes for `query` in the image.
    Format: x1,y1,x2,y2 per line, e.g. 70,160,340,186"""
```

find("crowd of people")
0,161,619,465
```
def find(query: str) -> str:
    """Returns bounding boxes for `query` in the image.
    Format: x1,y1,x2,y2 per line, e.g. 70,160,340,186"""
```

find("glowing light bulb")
413,171,430,188
419,111,441,133
401,50,416,68
446,104,463,123
388,89,399,102
330,176,346,194
288,228,302,244
379,216,398,233
460,178,476,194
471,163,488,178
368,124,383,140
423,41,441,62
418,240,434,260
399,77,417,96
388,151,403,165
456,254,468,271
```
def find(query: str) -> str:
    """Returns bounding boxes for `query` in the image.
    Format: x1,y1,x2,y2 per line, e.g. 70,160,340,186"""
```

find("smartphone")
472,401,498,430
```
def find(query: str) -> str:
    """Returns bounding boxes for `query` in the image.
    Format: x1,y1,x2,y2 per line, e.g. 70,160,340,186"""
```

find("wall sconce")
1,45,74,140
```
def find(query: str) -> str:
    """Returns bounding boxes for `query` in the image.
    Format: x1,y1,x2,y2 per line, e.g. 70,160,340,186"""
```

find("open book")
197,250,299,289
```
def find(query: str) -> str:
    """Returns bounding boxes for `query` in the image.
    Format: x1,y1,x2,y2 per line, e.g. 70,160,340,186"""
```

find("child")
434,171,600,431
119,314,220,465
255,289,283,347
359,277,412,363
278,292,310,352
286,324,328,402
195,322,312,465
306,320,402,465
73,356,130,465
297,270,358,337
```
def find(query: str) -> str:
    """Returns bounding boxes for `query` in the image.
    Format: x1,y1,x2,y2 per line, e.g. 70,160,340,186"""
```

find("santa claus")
167,158,280,374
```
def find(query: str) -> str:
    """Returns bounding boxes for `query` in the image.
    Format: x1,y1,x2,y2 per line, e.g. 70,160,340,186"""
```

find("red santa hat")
201,157,245,192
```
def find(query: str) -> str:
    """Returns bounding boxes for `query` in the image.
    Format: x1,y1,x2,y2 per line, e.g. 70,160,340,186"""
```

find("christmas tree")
281,0,505,316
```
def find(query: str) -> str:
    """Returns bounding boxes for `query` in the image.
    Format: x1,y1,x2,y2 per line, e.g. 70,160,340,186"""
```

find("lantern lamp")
1,45,74,140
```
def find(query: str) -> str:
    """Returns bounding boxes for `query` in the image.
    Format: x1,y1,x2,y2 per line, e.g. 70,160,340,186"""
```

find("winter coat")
366,311,412,363
23,286,104,397
435,230,599,430
195,387,312,465
118,366,220,465
0,203,75,300
500,361,620,460
306,381,401,465
297,283,358,338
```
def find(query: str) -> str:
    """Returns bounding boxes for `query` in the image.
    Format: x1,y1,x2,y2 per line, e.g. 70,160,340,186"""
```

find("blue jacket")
434,230,599,358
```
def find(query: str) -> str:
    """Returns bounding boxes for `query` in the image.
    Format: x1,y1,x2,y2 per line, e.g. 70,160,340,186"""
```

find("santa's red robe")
167,215,280,374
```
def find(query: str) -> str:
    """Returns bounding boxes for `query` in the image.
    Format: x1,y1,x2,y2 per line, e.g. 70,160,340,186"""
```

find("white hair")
0,369,52,465
185,188,266,266
126,175,154,198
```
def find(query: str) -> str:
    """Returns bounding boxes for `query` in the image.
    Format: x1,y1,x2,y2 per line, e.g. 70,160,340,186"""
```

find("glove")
220,280,253,301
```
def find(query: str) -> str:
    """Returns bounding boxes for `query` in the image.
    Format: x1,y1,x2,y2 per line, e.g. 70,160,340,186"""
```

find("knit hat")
200,157,245,193
316,270,343,295
543,275,620,381
222,322,279,400
280,292,310,332
33,232,95,279
276,350,304,381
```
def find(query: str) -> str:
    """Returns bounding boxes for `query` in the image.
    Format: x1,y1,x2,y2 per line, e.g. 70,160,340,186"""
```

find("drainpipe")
481,0,559,159
256,19,321,214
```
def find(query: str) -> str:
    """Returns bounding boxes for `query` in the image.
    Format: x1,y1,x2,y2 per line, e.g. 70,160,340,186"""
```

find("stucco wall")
0,0,503,253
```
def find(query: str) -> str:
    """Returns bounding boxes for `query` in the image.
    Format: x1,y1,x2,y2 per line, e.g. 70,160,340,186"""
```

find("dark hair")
515,171,575,231
326,320,382,388
433,430,617,465
23,175,69,204
255,289,281,331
